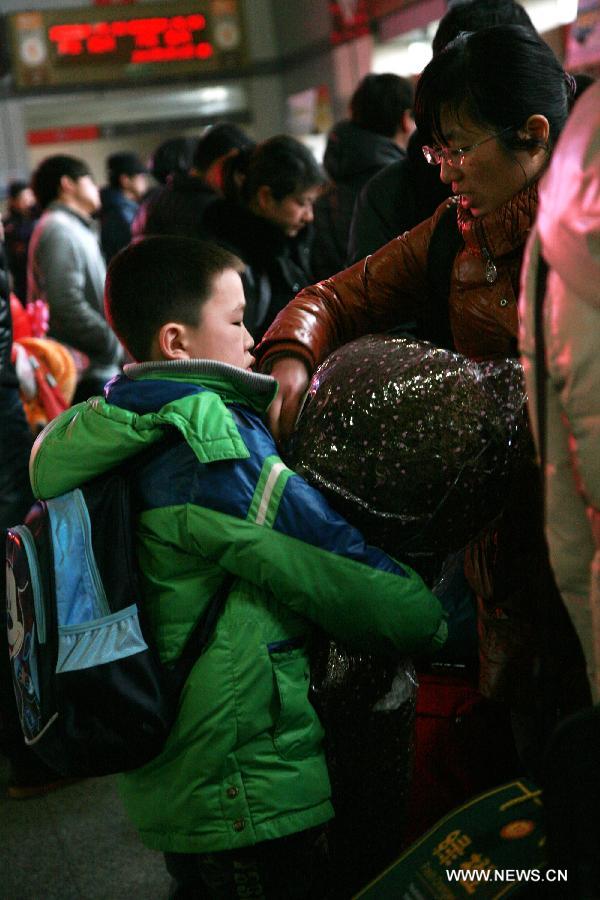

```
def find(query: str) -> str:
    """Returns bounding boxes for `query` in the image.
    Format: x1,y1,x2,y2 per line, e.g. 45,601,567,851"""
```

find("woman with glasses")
255,25,590,776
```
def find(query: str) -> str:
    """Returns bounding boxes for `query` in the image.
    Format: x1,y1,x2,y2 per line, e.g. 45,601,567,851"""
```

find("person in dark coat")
137,122,253,239
203,135,325,342
99,151,149,263
348,0,536,263
130,136,200,238
311,73,415,281
347,129,450,264
2,181,39,304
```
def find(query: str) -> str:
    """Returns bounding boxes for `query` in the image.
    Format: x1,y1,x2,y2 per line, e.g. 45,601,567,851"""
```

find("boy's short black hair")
31,154,92,210
105,236,243,362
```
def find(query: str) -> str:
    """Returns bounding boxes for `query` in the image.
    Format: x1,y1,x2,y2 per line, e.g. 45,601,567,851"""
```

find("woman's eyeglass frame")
422,126,514,167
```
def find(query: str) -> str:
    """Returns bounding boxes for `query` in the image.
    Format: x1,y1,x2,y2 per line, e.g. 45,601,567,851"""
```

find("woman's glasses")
422,126,514,167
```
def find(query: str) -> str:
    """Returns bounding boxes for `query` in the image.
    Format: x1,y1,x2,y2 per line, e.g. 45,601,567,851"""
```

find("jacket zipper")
475,220,498,284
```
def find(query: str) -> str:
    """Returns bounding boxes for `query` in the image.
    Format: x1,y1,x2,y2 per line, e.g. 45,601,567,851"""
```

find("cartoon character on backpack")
5,547,42,741
6,558,24,660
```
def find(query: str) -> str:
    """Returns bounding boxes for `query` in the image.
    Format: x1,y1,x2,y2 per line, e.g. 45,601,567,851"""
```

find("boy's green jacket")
30,360,447,854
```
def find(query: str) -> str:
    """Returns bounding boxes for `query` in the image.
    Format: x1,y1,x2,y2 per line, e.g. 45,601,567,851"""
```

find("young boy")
29,236,446,899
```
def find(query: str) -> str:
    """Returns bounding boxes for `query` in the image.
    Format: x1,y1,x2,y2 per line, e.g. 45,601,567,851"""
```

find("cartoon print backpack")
5,448,232,778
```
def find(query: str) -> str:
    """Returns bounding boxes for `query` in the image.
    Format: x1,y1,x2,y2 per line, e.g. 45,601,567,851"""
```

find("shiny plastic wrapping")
290,335,528,885
290,334,528,562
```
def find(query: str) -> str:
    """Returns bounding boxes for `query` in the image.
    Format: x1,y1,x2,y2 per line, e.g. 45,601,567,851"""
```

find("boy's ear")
156,322,190,361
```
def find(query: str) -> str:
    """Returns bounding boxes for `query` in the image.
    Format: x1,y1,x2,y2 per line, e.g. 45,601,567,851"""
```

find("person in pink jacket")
520,80,600,704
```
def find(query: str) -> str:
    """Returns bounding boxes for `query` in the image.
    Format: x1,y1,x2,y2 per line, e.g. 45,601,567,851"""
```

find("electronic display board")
7,0,247,89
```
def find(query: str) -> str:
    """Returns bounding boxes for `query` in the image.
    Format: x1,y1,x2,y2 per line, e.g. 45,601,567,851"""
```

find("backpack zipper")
11,525,46,645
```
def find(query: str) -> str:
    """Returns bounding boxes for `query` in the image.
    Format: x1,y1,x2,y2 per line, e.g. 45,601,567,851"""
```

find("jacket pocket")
269,644,324,761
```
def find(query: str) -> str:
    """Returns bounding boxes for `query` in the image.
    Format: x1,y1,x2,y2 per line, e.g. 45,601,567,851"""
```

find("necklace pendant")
485,259,498,284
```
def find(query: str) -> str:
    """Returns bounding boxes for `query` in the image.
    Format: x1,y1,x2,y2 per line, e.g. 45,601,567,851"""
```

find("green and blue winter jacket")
30,360,446,853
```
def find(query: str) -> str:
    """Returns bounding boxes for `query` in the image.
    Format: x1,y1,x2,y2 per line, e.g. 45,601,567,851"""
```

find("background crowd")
1,0,599,896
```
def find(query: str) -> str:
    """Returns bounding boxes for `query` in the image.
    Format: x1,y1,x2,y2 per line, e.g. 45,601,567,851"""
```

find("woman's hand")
266,357,310,444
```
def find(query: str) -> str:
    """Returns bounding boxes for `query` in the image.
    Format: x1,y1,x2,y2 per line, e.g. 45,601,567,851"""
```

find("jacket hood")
323,120,403,182
30,360,277,499
537,82,600,310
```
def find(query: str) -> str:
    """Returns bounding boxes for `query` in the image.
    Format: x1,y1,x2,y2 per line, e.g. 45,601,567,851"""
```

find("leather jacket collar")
458,182,539,260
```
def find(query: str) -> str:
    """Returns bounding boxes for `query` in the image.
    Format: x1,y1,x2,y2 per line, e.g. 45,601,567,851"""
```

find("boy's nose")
244,326,254,351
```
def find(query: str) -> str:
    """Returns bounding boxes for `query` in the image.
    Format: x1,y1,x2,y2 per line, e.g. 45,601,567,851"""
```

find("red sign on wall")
27,125,101,145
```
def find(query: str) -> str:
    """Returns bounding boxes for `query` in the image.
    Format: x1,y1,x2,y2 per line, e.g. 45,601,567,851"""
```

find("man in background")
2,180,39,304
28,154,122,402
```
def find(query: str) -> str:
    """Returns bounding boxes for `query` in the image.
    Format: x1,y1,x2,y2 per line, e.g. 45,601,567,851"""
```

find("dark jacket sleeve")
347,160,417,265
101,209,132,264
311,182,355,282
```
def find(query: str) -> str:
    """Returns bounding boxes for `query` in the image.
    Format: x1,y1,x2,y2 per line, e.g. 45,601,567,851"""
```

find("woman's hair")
236,135,325,204
415,25,570,154
221,143,255,202
431,0,535,56
150,137,199,184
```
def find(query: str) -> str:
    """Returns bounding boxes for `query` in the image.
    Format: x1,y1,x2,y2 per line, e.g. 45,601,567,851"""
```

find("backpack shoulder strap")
423,200,463,350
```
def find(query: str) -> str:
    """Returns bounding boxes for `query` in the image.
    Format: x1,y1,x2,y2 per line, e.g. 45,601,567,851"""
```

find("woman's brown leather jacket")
256,184,538,373
257,182,589,715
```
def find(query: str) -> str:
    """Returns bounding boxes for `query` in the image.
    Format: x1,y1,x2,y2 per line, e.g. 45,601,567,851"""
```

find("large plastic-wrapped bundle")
288,335,528,893
289,334,528,564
